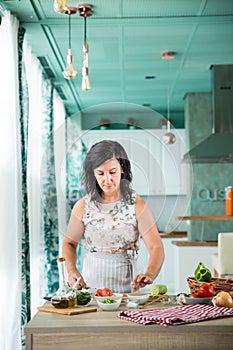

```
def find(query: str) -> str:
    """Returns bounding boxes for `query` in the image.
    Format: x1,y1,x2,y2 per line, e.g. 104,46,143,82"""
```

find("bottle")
51,257,76,308
225,186,233,216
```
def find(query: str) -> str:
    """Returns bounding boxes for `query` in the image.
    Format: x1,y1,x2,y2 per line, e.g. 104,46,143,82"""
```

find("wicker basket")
187,277,233,296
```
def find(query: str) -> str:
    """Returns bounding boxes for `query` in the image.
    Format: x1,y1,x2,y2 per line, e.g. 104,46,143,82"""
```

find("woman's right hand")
68,269,87,290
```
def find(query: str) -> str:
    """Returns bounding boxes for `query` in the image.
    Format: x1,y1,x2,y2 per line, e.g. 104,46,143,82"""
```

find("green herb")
76,291,92,305
102,298,116,304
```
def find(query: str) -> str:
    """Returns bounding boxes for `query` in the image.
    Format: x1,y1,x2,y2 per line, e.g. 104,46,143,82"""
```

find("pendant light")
53,0,68,14
53,2,93,86
78,4,93,91
162,51,176,145
62,7,78,80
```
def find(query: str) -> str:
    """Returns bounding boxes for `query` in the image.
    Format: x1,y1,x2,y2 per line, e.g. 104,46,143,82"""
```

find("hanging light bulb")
81,42,91,90
62,10,78,80
63,48,78,80
53,0,68,14
163,120,176,144
162,52,176,144
78,4,93,91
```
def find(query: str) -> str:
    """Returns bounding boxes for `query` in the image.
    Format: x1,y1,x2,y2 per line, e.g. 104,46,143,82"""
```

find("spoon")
72,277,81,289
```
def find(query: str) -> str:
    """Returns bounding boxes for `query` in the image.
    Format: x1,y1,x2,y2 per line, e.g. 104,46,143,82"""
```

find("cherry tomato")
95,289,104,296
197,283,214,298
190,293,198,298
102,288,113,296
95,288,113,297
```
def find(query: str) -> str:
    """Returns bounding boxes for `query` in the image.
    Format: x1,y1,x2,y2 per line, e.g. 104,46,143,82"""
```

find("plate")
185,296,213,305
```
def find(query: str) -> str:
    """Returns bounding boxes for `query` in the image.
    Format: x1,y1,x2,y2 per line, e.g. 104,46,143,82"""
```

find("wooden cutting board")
37,305,97,316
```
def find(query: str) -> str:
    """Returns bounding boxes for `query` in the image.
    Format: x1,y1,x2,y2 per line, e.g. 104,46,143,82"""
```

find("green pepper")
194,262,212,282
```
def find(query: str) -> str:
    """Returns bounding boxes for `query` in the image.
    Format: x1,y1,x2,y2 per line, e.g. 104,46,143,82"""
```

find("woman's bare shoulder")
72,197,85,219
135,194,147,215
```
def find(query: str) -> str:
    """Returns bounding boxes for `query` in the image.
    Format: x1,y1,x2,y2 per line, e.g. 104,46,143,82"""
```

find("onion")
212,291,233,308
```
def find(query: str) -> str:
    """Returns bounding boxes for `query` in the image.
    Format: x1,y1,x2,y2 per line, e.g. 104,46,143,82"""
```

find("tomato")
102,288,113,296
95,288,113,297
190,293,198,298
197,283,214,298
96,289,104,296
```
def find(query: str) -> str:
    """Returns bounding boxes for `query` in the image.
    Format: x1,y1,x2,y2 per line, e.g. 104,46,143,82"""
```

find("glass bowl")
126,292,150,305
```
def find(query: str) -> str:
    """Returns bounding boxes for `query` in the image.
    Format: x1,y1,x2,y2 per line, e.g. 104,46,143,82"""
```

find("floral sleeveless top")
82,192,140,254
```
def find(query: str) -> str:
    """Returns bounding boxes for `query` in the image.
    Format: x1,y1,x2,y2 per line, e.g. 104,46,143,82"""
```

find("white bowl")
127,292,150,305
94,293,123,302
95,294,122,311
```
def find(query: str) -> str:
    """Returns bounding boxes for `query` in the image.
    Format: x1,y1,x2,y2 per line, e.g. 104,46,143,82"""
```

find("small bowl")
96,295,122,311
127,292,150,305
126,299,139,309
185,295,213,305
76,291,93,306
94,292,123,303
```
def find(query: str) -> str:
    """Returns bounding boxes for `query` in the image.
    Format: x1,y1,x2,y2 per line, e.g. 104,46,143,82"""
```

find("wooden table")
25,302,233,350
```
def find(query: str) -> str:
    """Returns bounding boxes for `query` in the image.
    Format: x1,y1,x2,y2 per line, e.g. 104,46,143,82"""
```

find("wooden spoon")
139,294,168,309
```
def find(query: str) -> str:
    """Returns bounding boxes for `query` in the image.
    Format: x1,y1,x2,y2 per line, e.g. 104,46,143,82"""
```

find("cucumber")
150,284,168,297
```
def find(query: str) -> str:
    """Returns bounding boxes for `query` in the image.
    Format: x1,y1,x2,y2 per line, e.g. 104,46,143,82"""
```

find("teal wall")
185,93,233,241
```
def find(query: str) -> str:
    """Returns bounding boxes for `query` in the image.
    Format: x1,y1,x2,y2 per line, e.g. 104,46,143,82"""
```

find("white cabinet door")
81,130,161,196
138,237,188,295
173,245,218,294
152,130,188,195
81,129,188,196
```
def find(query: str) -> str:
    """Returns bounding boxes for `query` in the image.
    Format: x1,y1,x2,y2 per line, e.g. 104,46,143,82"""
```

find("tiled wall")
184,93,233,241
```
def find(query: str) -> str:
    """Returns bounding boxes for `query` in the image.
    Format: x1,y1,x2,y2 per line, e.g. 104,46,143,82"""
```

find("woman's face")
93,158,123,196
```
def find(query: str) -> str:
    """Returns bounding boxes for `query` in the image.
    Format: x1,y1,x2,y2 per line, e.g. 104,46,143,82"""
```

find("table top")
25,300,233,335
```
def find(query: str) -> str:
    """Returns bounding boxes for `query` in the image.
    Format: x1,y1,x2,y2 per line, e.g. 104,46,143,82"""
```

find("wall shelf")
177,216,233,221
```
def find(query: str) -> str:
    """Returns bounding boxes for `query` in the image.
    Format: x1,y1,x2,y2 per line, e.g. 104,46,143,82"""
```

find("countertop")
159,231,187,239
25,300,233,350
172,241,217,247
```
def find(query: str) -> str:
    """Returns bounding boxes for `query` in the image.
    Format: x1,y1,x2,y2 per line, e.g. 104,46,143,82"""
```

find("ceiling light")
53,2,93,86
53,0,68,14
78,4,93,91
162,52,176,144
62,8,78,80
162,51,175,60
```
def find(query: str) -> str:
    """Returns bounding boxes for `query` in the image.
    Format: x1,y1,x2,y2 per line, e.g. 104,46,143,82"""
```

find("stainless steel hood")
183,64,233,163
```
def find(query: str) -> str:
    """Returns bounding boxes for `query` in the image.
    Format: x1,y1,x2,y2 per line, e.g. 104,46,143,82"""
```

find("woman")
62,140,164,292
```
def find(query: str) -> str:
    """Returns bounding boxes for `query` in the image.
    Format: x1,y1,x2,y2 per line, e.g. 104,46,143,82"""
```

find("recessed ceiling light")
145,76,156,79
162,51,175,60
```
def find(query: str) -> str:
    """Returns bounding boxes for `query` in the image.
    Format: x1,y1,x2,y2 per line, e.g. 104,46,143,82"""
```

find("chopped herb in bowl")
76,291,92,306
102,298,117,304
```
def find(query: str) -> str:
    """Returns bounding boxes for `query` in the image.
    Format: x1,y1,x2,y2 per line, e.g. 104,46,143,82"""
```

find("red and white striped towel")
118,304,233,326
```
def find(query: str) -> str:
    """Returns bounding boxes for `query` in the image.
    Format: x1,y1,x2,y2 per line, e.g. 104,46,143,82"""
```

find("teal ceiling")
1,0,233,128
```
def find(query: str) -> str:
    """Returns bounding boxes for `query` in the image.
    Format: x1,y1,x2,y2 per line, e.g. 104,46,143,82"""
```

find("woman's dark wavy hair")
82,140,133,205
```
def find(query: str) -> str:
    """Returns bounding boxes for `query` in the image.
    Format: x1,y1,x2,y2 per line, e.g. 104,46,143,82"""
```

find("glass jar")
51,257,76,308
225,186,233,216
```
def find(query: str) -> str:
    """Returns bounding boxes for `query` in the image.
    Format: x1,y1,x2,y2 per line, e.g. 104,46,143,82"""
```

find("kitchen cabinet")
81,129,188,196
157,129,188,195
138,234,188,295
172,241,218,293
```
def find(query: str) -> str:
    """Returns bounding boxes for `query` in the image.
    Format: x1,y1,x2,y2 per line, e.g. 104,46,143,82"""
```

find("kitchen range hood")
183,64,233,163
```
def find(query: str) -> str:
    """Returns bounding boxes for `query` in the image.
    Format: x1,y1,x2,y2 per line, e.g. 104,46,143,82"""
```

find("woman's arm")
62,198,87,289
132,195,165,290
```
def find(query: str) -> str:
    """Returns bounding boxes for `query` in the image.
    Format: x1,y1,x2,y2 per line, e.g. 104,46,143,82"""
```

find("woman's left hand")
131,274,153,291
